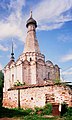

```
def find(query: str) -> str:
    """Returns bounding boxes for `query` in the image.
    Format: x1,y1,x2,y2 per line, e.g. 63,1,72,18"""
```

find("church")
3,12,72,109
4,11,60,91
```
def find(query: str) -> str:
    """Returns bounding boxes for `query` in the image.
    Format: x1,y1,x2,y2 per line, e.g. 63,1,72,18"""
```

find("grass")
22,115,55,120
0,107,53,120
0,107,33,118
0,107,72,120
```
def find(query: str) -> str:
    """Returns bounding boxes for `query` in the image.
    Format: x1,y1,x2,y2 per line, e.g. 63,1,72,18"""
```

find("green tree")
0,70,4,107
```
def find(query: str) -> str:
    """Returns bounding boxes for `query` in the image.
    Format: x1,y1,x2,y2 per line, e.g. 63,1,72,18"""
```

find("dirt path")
0,118,20,120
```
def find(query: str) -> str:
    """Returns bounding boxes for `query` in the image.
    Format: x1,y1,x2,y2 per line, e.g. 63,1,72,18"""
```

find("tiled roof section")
8,83,54,90
8,82,72,91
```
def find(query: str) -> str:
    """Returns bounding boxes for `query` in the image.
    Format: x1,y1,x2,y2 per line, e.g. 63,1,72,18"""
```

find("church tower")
21,11,45,63
24,11,40,53
4,11,60,91
21,11,45,84
19,11,60,85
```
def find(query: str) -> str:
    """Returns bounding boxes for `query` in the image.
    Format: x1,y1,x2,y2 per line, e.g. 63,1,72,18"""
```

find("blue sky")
0,0,72,83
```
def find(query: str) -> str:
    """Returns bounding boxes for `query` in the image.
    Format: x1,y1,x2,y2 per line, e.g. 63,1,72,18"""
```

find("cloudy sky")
0,0,72,83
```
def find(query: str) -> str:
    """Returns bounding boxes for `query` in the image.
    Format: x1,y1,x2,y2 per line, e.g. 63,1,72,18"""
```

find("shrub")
64,107,72,117
23,108,34,115
54,79,61,84
42,103,52,115
14,80,25,86
0,71,4,107
34,107,43,115
0,91,3,107
0,107,34,117
34,103,52,115
61,102,68,116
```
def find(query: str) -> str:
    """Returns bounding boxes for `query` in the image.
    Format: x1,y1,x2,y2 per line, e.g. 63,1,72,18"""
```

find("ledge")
8,83,54,91
8,82,72,91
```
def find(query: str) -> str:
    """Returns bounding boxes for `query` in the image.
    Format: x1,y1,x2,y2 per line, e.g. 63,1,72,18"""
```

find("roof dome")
46,60,53,67
26,11,37,28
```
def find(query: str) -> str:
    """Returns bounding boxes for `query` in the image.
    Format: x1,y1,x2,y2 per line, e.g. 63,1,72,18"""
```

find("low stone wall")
3,84,72,109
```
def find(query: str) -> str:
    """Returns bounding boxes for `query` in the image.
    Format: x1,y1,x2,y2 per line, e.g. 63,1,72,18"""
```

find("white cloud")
61,53,72,62
33,0,72,30
62,70,72,75
0,44,9,51
0,63,3,70
0,22,24,40
13,42,17,49
0,0,26,42
61,67,72,82
38,22,64,30
58,34,72,42
0,0,72,41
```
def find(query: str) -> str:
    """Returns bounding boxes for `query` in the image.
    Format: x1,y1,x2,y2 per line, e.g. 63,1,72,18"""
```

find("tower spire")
30,10,32,18
11,41,14,61
24,11,40,53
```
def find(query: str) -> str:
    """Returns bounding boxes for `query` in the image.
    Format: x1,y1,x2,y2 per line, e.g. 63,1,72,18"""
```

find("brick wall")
3,85,72,109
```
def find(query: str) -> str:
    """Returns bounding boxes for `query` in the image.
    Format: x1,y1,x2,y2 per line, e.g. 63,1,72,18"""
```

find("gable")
37,59,45,65
23,60,30,65
4,60,15,69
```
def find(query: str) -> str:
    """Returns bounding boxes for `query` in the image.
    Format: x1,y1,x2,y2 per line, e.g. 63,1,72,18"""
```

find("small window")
48,72,50,79
12,74,14,82
30,58,32,61
31,97,33,100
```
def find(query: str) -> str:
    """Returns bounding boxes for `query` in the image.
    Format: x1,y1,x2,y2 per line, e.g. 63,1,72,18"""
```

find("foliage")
61,82,69,87
0,70,4,107
0,107,33,118
23,108,33,115
54,79,61,84
14,80,25,86
63,107,72,117
42,103,52,115
64,116,72,120
0,70,4,88
0,70,4,81
24,114,55,120
0,107,54,119
60,104,72,120
0,83,3,107
0,79,3,88
34,103,52,115
0,106,72,120
34,107,43,115
61,102,68,116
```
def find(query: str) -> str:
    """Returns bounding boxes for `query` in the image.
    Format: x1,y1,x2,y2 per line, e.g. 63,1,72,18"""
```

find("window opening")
48,72,50,79
30,58,32,61
12,74,14,82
